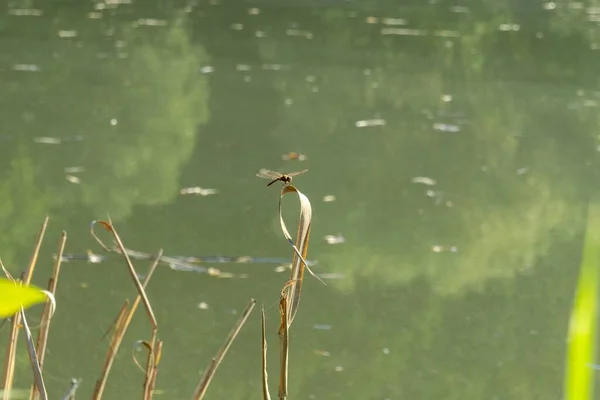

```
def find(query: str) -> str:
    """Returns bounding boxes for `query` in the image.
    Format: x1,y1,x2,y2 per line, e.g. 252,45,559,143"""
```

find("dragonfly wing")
287,169,308,177
257,169,282,179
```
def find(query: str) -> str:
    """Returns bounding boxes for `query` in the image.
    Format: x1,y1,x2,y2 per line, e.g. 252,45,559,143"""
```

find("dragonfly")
256,168,308,186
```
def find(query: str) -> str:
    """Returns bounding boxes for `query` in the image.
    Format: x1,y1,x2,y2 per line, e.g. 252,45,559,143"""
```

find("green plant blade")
0,278,46,317
565,205,600,400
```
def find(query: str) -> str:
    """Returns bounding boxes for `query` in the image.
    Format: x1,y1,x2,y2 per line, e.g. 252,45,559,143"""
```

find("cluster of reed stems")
1,182,315,400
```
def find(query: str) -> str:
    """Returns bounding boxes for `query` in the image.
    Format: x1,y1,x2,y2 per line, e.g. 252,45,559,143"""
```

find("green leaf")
0,278,46,317
565,204,600,400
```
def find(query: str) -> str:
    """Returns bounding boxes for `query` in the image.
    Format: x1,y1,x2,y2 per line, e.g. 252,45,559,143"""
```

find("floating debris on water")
381,28,426,36
313,324,332,330
13,64,41,72
355,119,386,128
516,167,528,175
66,175,81,184
136,19,167,27
383,348,390,354
197,302,209,310
285,29,313,39
179,187,219,196
87,250,102,264
169,263,208,273
499,23,520,32
230,23,243,30
200,66,215,74
34,137,61,144
433,123,460,132
334,366,344,372
382,17,407,26
275,264,291,272
282,152,307,161
314,350,331,356
236,64,251,71
8,8,43,16
58,30,77,38
441,94,453,102
324,235,345,244
323,195,336,202
411,176,436,186
248,7,260,14
431,245,458,253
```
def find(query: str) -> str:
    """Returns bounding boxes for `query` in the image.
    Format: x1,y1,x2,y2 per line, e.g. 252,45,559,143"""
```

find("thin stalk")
30,231,66,400
261,307,272,400
2,217,49,400
92,249,162,400
277,293,289,400
192,299,256,400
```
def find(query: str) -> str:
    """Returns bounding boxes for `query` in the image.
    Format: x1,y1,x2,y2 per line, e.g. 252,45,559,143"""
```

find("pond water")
1,0,600,398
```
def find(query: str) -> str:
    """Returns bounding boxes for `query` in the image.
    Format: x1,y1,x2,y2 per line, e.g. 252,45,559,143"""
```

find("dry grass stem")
261,307,272,400
2,217,49,400
30,231,67,400
20,310,47,400
92,301,130,399
93,249,162,400
192,298,257,400
277,293,289,400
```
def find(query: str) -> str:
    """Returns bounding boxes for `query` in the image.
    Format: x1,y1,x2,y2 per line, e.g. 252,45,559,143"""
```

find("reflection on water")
1,1,599,398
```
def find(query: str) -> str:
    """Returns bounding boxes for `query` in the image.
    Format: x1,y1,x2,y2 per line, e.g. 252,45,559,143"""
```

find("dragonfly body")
256,168,308,186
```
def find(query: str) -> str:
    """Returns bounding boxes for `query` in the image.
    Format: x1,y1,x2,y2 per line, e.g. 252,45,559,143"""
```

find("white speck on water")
110,119,117,126
516,167,528,175
34,137,61,144
433,123,460,132
383,348,390,354
13,64,41,72
324,235,345,244
58,30,77,38
66,175,81,184
356,119,386,128
411,176,437,186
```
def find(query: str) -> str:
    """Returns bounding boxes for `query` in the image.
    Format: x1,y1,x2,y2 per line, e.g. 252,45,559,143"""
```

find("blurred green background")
1,0,599,398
